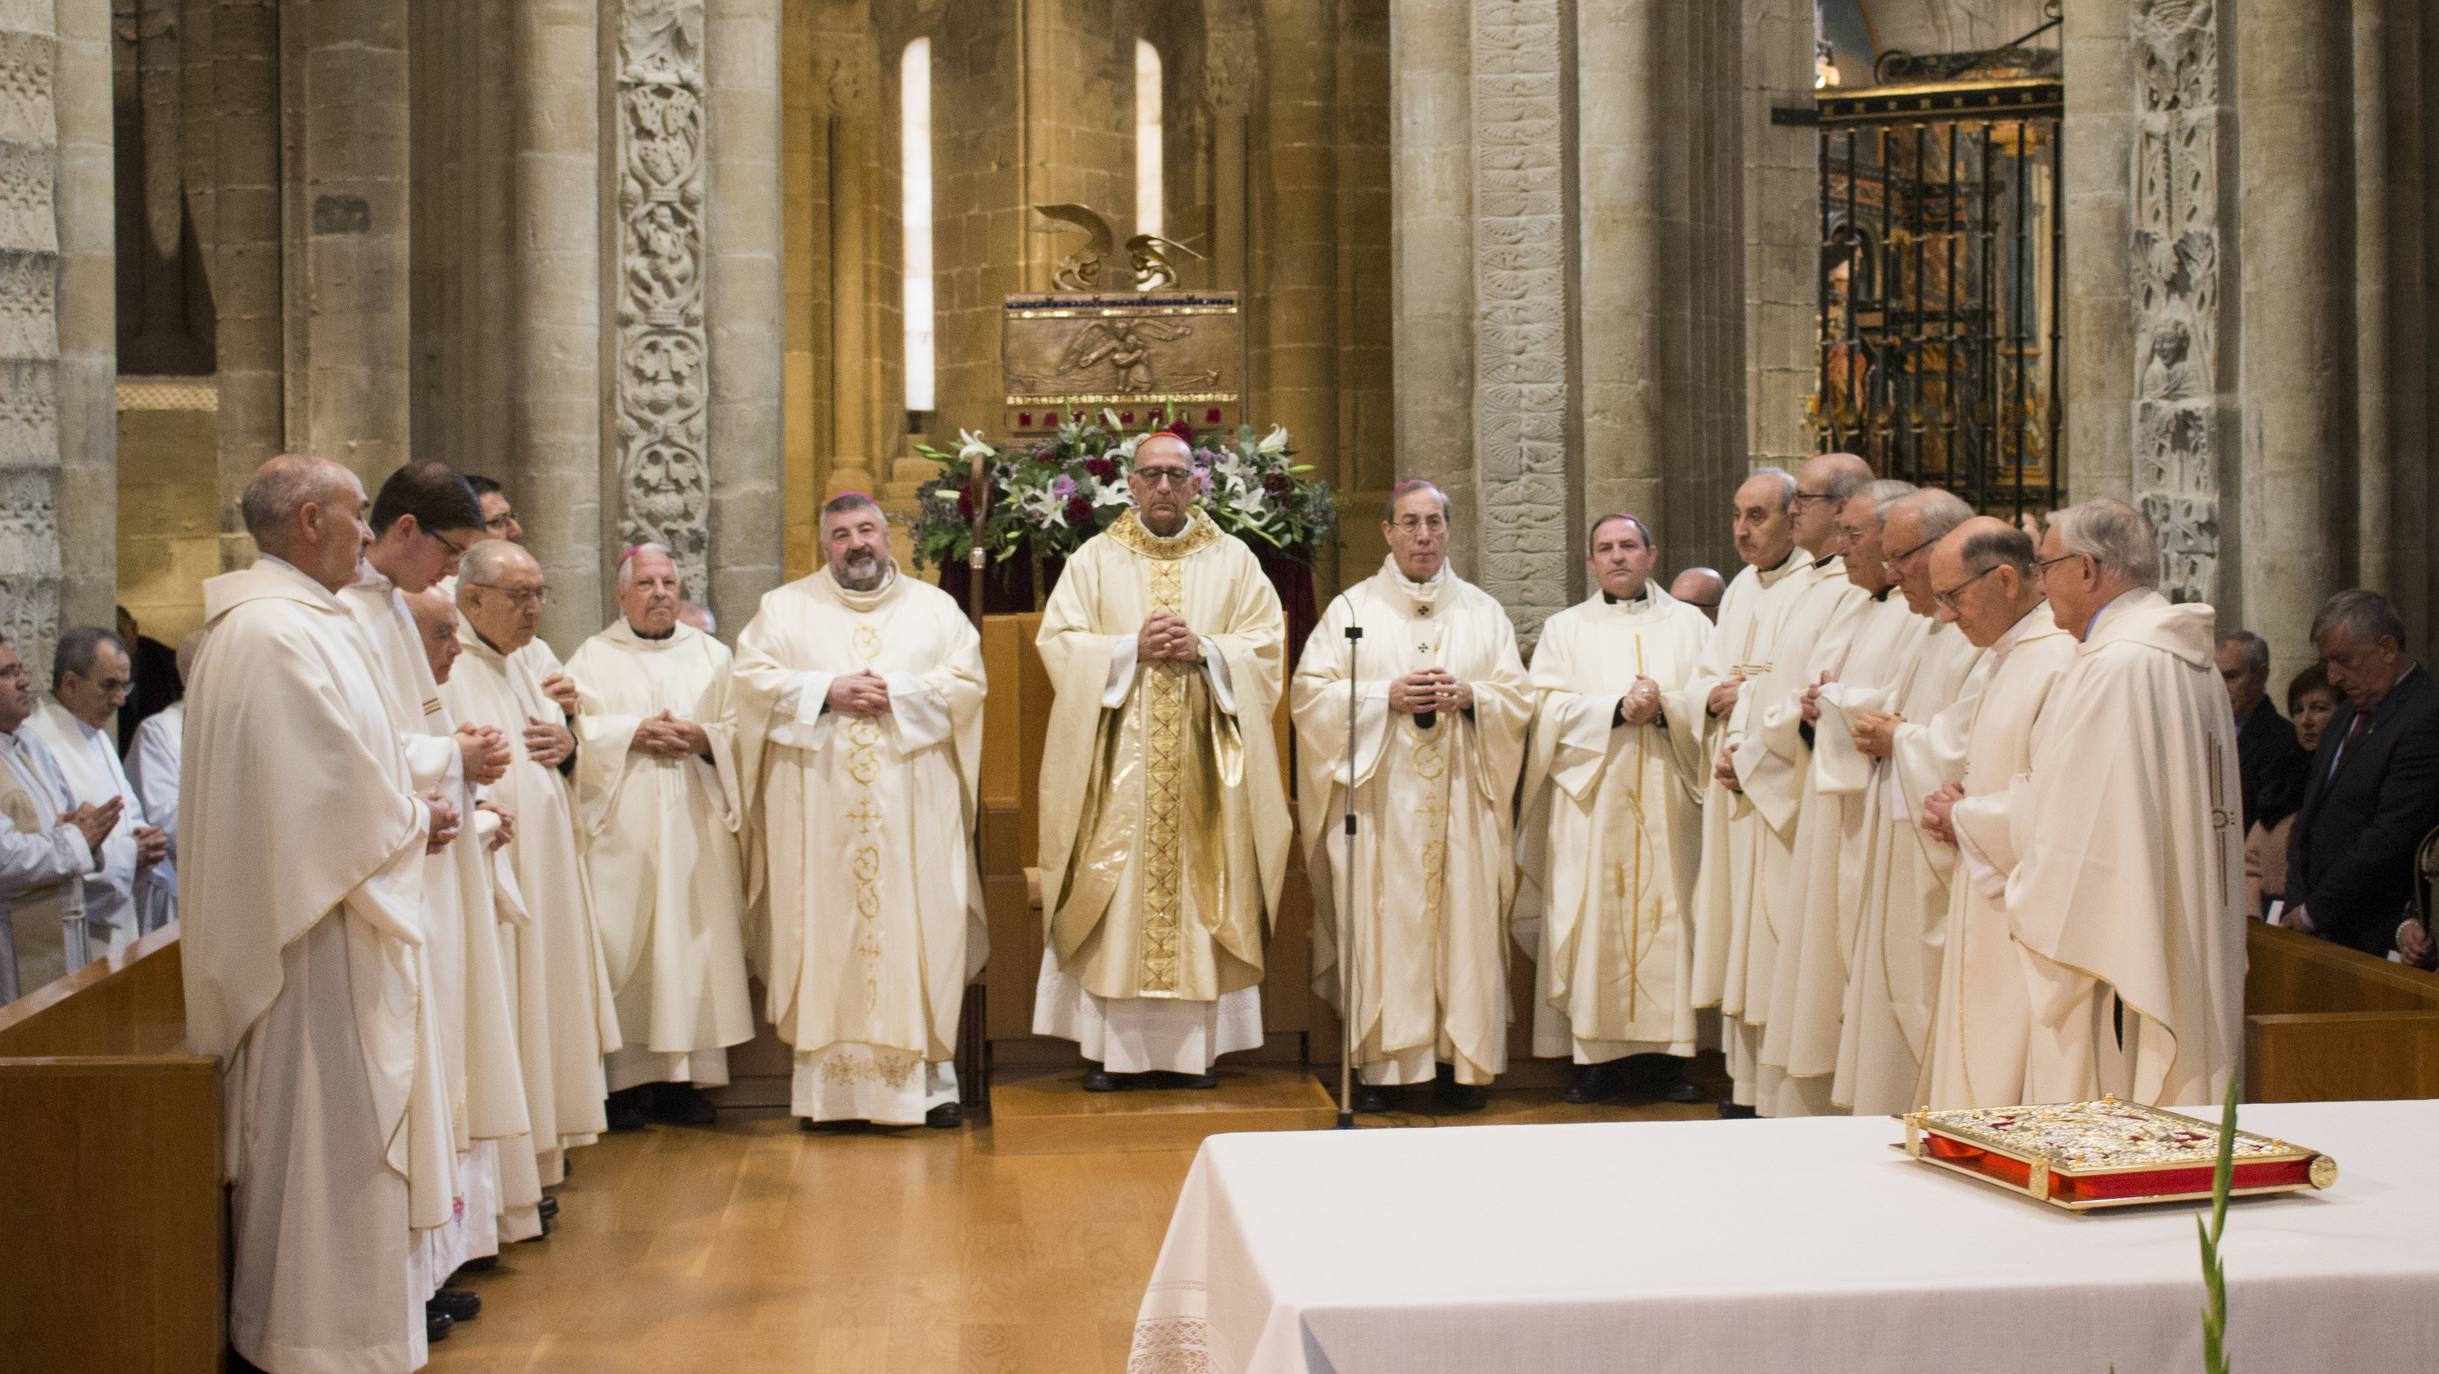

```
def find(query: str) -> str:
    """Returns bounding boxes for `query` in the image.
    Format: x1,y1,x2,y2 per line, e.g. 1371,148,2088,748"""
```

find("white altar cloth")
1129,1099,2439,1373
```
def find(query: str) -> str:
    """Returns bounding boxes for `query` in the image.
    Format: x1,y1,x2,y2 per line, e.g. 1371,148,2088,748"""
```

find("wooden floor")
425,1064,1728,1374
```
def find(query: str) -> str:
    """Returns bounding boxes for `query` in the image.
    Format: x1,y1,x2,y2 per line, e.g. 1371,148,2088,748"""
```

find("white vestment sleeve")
1198,637,1237,715
768,670,839,751
128,719,180,855
881,670,957,752
0,822,88,894
1100,635,1141,707
402,732,463,793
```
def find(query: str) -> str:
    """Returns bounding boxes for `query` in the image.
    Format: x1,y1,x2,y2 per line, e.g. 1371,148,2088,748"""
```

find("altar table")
1128,1099,2439,1373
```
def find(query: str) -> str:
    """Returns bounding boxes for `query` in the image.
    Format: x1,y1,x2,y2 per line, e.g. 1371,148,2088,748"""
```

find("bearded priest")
1293,480,1532,1113
1033,431,1292,1091
567,545,755,1127
735,493,987,1129
1518,512,1713,1106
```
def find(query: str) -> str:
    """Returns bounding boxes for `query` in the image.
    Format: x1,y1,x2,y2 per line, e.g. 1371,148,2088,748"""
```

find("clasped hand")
524,716,575,768
1390,669,1471,717
1618,676,1662,727
62,797,122,856
1707,674,1743,719
422,788,461,852
1921,781,1963,846
1849,709,1903,759
457,723,511,785
1136,611,1203,664
477,800,516,852
630,709,712,759
1713,742,1744,793
1800,671,1835,726
825,669,894,719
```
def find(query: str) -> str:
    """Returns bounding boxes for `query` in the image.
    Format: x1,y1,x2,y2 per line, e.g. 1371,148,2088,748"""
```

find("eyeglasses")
471,583,549,607
1391,515,1448,534
1932,562,2002,612
484,511,518,533
1790,492,1836,507
1134,467,1195,488
427,527,470,558
1883,536,1935,566
2035,552,2090,581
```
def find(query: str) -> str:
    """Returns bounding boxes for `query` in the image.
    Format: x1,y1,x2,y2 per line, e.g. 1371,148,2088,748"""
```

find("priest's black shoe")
604,1087,650,1132
1351,1081,1396,1113
1560,1063,1611,1105
451,1256,499,1280
1081,1065,1125,1092
1174,1071,1218,1090
651,1081,719,1126
925,1102,963,1128
537,1195,559,1221
427,1312,454,1345
428,1287,481,1324
1433,1063,1487,1113
1716,1099,1758,1119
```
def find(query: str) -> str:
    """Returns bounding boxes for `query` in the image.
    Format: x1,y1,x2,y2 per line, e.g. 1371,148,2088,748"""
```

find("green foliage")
2195,1075,2238,1374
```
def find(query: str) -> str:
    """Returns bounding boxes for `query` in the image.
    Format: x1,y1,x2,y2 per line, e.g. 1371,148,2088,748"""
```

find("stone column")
1388,0,1475,576
1576,0,1668,530
56,0,119,633
509,0,603,647
0,4,66,675
1257,0,1338,531
206,0,281,567
2237,0,2352,685
2357,0,2426,642
2060,0,2134,506
703,0,784,626
280,0,411,487
825,92,877,501
1740,0,1814,481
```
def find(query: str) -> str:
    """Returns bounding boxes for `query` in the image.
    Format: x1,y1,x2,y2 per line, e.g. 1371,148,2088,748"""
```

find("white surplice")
25,696,164,955
1920,601,2079,1108
1293,558,1532,1087
1517,587,1713,1063
567,619,755,1088
734,566,987,1124
183,556,451,1374
125,700,182,928
443,621,620,1183
0,727,92,1003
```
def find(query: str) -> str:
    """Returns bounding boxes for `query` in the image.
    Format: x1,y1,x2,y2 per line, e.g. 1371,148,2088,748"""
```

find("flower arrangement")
909,412,1337,574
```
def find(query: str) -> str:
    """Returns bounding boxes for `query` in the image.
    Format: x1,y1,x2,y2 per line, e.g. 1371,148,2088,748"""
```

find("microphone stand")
1337,621,1362,1129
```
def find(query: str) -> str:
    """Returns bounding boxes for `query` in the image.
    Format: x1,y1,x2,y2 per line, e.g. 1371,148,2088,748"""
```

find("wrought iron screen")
1812,74,2063,517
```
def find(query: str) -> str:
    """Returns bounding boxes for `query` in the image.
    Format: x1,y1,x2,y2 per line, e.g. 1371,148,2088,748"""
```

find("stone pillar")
1576,0,1668,531
206,0,281,567
509,0,603,647
0,4,66,676
280,0,411,487
2060,0,2134,506
1387,0,1475,575
57,0,119,633
703,0,785,626
2237,0,2352,685
1740,0,1814,481
2358,0,2426,643
1257,0,1339,544
825,95,877,501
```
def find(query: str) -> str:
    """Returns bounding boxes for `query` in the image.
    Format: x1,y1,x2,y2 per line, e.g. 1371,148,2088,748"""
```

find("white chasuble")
443,621,620,1190
567,620,755,1083
1292,558,1531,1087
126,700,183,928
0,728,89,1003
25,695,157,957
734,567,987,1124
1752,591,1922,1115
1972,590,2244,1108
183,557,450,1374
1033,510,1292,1074
1517,587,1712,1062
1919,601,2078,1108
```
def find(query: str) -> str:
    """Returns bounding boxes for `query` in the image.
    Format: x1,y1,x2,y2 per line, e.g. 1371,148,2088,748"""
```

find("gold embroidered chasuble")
1036,510,1291,1003
1291,558,1533,1086
733,567,988,1076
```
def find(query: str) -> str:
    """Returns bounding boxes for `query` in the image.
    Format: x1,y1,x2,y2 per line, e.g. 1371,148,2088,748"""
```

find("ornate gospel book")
1901,1097,2337,1211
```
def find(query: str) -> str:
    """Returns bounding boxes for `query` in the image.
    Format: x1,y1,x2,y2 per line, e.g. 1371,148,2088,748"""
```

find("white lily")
1094,482,1135,508
1257,424,1290,455
957,428,994,463
1102,407,1125,430
1114,433,1145,460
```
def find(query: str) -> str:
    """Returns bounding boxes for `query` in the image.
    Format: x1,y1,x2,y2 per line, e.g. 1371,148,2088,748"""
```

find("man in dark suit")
2217,628,2299,829
2282,590,2439,957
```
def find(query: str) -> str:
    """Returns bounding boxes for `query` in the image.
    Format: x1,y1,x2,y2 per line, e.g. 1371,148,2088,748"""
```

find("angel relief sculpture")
1056,317,1194,392
1032,203,1206,291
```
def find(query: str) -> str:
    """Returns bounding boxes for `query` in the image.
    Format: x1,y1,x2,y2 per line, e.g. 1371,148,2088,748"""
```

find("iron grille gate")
1811,74,2064,517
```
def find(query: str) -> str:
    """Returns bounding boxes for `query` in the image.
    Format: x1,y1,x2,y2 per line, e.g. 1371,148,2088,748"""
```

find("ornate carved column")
0,3,66,673
2237,0,2351,682
1388,0,1475,577
702,0,784,625
2126,0,2234,604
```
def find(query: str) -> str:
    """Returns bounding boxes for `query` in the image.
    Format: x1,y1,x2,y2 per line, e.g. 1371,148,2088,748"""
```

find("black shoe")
427,1287,481,1324
651,1081,719,1126
1082,1066,1125,1092
450,1256,499,1281
1351,1082,1396,1113
605,1087,650,1132
1174,1071,1218,1090
427,1311,454,1344
1433,1063,1488,1112
559,1152,572,1178
1661,1078,1704,1104
925,1102,963,1128
1560,1063,1611,1105
1717,1099,1759,1119
537,1195,559,1221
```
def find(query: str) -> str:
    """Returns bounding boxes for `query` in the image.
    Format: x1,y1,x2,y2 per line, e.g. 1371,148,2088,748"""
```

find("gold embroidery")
1409,725,1450,922
845,626,887,1011
1106,508,1222,561
817,1046,921,1089
1137,552,1190,994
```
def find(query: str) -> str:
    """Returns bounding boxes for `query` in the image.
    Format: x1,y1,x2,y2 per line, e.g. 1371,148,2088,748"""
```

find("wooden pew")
0,924,222,1373
2244,919,2439,1102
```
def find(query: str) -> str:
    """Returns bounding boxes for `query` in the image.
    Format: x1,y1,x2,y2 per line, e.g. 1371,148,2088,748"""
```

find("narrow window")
901,37,935,412
1134,39,1163,250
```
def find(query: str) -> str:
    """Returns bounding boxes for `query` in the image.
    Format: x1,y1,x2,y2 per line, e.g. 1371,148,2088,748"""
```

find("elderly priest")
25,625,170,960
568,544,755,1128
448,539,621,1181
736,493,988,1129
184,454,456,1373
1294,480,1531,1113
0,634,114,1004
1519,512,1713,1105
1034,431,1292,1091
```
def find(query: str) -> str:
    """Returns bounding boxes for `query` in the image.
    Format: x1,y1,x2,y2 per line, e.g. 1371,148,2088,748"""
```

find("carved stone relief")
2129,0,2219,601
1470,0,1570,640
615,0,712,598
0,11,61,678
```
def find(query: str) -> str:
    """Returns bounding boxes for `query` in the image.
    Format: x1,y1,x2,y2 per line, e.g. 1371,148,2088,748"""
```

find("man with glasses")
1696,451,1871,1116
341,461,533,1326
1901,516,2075,1110
1294,480,1532,1113
1754,479,1923,1117
24,625,168,966
1034,431,1292,1091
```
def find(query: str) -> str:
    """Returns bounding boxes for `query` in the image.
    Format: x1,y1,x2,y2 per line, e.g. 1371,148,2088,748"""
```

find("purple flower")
1049,474,1078,501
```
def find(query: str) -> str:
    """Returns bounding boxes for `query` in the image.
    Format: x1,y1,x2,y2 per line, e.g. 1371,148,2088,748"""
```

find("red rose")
1085,456,1118,481
1065,495,1095,525
1263,472,1290,495
1165,419,1197,445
